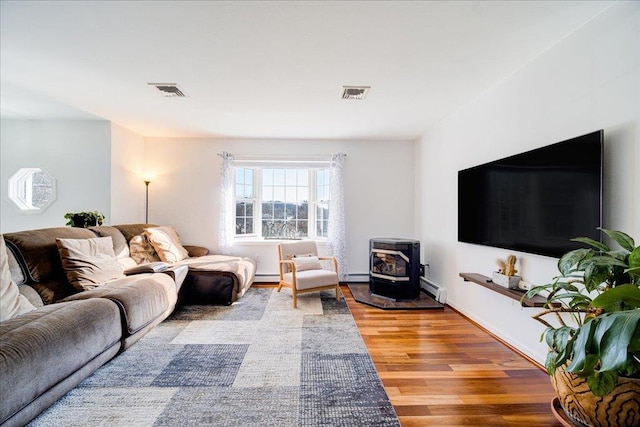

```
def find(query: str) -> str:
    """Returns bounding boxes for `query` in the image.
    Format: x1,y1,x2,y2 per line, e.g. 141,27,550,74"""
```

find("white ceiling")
0,1,614,140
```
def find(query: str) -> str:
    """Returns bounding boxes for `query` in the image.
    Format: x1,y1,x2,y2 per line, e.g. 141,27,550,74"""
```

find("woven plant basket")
552,365,640,427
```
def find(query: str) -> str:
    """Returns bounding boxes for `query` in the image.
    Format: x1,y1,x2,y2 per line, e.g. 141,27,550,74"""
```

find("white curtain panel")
328,152,348,281
218,152,235,254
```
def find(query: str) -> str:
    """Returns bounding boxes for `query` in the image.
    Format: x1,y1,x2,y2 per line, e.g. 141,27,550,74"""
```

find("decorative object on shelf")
493,254,521,289
498,254,518,276
64,211,105,228
524,228,640,427
144,180,151,224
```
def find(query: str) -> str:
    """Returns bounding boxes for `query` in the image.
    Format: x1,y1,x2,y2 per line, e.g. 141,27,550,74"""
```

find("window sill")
233,238,328,246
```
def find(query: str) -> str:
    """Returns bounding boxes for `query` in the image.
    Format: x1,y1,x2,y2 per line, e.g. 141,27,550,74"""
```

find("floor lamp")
144,180,150,224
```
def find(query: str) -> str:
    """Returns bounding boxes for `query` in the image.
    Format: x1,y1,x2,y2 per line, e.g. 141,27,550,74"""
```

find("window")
315,169,330,238
8,167,56,213
234,166,329,239
235,168,254,235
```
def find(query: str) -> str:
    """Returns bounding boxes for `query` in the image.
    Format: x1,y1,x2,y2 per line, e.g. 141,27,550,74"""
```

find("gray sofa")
103,224,256,305
0,224,256,427
1,299,123,427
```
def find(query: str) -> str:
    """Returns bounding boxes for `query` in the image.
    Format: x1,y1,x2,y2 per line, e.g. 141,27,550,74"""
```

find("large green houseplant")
525,228,640,426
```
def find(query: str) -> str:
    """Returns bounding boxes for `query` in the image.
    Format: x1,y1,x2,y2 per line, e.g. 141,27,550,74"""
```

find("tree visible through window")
234,166,329,239
235,168,254,235
315,169,330,238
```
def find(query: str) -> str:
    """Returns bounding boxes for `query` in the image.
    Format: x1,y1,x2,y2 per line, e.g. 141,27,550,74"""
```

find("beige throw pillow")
56,237,124,291
1,235,36,321
144,226,189,263
129,233,161,265
292,255,323,272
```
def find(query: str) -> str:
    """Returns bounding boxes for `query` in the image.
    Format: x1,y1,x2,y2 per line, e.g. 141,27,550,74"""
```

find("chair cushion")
292,255,323,272
283,269,338,290
279,240,318,259
279,240,319,274
56,237,125,291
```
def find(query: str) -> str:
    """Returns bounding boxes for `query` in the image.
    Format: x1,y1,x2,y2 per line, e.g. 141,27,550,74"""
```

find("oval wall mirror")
8,167,57,213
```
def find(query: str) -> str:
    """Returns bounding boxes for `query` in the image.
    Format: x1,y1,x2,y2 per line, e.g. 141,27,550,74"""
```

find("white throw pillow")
144,226,189,263
1,235,36,321
292,255,323,272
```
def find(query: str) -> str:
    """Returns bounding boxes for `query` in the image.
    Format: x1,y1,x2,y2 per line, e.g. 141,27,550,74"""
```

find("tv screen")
458,130,603,258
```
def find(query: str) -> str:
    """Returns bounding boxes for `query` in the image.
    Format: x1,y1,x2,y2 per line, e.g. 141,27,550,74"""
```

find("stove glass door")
370,249,410,282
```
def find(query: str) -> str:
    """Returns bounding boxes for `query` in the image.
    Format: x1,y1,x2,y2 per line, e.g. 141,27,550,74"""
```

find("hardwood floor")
343,285,562,426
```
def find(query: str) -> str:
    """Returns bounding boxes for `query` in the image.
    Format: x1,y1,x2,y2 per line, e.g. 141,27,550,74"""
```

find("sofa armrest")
318,256,339,273
161,265,189,289
184,245,209,257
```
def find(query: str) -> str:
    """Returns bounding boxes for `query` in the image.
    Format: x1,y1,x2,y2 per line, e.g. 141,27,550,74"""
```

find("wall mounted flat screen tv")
458,130,603,258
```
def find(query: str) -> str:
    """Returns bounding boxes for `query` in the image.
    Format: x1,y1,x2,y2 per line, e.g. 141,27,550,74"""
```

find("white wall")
0,119,111,232
140,137,416,278
416,1,639,365
110,123,146,224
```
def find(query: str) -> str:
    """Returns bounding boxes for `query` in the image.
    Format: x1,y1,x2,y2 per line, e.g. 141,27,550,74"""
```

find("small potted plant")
524,228,640,427
64,211,105,228
493,254,521,288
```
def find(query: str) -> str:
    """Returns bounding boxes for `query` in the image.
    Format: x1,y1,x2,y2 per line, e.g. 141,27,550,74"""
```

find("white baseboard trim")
445,297,545,367
254,273,369,283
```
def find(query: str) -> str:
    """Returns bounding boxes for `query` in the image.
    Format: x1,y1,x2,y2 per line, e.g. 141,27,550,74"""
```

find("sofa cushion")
0,299,121,425
2,227,96,283
89,226,130,259
89,226,137,270
129,233,161,265
26,279,72,306
112,223,158,244
1,236,36,321
144,226,189,263
176,254,257,299
18,284,44,308
6,245,25,286
56,237,124,291
61,273,177,336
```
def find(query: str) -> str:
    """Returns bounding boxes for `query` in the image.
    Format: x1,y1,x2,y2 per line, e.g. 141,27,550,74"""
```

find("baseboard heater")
254,274,279,283
420,277,447,304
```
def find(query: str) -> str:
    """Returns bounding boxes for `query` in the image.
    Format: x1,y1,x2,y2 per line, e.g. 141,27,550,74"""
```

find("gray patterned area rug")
30,288,400,426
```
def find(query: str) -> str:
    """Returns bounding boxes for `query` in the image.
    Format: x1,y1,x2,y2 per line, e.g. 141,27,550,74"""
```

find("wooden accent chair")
277,240,341,308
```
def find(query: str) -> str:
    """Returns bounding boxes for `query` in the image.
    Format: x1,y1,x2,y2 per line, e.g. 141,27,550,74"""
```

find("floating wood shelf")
459,272,548,308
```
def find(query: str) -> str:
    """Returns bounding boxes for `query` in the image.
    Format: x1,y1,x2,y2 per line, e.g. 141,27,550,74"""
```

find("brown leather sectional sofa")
0,224,256,427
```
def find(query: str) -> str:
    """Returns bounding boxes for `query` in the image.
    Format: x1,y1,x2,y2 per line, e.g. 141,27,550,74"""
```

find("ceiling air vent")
148,83,186,97
341,86,370,100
